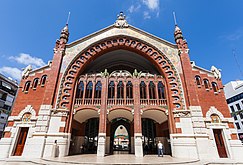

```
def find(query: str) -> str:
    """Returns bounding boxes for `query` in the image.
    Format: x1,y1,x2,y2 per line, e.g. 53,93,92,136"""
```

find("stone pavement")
1,154,243,165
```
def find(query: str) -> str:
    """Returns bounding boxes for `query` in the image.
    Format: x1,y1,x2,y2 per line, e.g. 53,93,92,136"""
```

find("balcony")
74,98,166,107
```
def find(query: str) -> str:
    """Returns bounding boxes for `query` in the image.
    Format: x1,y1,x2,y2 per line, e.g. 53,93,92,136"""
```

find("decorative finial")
173,12,177,26
66,12,71,25
59,13,70,43
114,11,129,28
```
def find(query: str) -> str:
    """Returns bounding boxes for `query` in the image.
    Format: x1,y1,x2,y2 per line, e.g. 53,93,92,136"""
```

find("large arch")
57,36,184,133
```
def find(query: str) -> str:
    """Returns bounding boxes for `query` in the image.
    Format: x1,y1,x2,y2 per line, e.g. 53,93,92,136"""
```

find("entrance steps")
1,155,243,165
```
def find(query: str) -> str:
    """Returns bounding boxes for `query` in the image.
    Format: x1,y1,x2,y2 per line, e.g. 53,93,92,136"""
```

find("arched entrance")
142,109,171,156
69,109,99,155
110,118,131,155
64,38,183,156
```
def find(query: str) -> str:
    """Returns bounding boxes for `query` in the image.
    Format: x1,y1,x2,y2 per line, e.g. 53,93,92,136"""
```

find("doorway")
13,127,29,156
83,118,99,154
142,118,156,154
110,118,131,154
213,129,228,158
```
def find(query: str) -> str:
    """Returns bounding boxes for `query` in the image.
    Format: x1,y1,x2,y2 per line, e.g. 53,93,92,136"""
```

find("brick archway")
57,36,184,130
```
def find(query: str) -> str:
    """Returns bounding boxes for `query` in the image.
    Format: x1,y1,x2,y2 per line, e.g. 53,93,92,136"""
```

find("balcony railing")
75,98,166,107
141,99,167,106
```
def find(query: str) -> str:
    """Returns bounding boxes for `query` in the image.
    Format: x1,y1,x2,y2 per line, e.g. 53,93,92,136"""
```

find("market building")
0,12,242,161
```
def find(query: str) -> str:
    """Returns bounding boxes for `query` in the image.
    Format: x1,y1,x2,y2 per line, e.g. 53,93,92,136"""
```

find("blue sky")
0,0,242,84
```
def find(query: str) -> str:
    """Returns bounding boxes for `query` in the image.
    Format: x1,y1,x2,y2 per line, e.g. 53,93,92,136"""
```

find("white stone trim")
205,106,224,121
17,105,36,120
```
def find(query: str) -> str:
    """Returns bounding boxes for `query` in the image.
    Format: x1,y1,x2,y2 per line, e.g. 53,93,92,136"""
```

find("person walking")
157,141,163,157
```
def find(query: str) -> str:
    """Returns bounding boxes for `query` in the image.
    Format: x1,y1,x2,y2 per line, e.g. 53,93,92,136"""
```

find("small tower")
173,13,199,107
174,24,188,52
60,24,69,44
43,16,70,105
174,25,183,43
55,24,69,51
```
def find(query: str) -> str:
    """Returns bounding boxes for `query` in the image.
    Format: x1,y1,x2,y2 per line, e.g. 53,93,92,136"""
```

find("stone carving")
114,12,129,28
22,113,32,122
101,69,109,77
211,66,221,80
165,109,168,116
22,65,32,79
73,109,77,115
131,109,134,115
53,108,69,117
133,69,142,78
173,110,191,118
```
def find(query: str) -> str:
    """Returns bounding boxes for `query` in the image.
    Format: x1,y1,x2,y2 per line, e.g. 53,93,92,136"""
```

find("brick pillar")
133,78,143,157
42,50,63,105
97,77,108,156
179,49,200,106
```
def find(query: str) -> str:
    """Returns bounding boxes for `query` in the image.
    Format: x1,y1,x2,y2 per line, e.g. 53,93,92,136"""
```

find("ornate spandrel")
114,12,129,28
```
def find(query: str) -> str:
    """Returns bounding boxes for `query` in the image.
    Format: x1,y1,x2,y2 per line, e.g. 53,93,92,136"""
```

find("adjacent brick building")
0,12,242,161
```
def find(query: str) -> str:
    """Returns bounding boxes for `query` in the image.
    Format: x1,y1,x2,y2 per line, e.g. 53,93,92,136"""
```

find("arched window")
195,76,201,86
76,81,84,98
126,81,133,98
140,81,146,99
85,81,93,98
32,78,39,89
158,81,165,99
23,81,31,92
117,81,124,98
41,75,47,86
108,81,115,98
211,114,220,123
203,79,209,89
212,82,218,92
149,81,156,99
94,81,102,98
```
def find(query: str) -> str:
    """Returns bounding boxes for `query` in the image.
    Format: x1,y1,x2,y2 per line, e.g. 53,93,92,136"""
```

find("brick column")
133,78,143,157
179,49,200,106
97,77,108,156
42,49,63,105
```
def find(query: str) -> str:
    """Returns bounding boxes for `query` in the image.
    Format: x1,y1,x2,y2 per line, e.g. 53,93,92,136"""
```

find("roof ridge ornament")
114,12,129,28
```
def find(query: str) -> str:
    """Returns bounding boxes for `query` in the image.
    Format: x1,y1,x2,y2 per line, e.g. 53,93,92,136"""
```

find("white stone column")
134,133,143,157
97,133,106,156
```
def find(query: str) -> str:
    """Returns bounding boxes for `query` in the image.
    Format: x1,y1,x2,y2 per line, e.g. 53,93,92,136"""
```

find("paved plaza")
1,154,243,165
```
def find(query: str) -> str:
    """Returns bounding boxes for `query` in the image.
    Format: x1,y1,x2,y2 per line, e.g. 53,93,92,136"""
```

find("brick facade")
0,13,242,161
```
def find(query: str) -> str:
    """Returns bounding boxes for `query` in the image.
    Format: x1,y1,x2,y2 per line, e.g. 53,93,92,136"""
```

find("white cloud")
0,67,22,81
128,4,141,13
225,29,243,41
9,53,46,68
142,0,159,10
143,11,151,19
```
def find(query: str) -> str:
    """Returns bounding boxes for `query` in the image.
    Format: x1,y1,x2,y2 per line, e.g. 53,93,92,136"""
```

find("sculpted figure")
211,66,221,80
22,65,32,79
